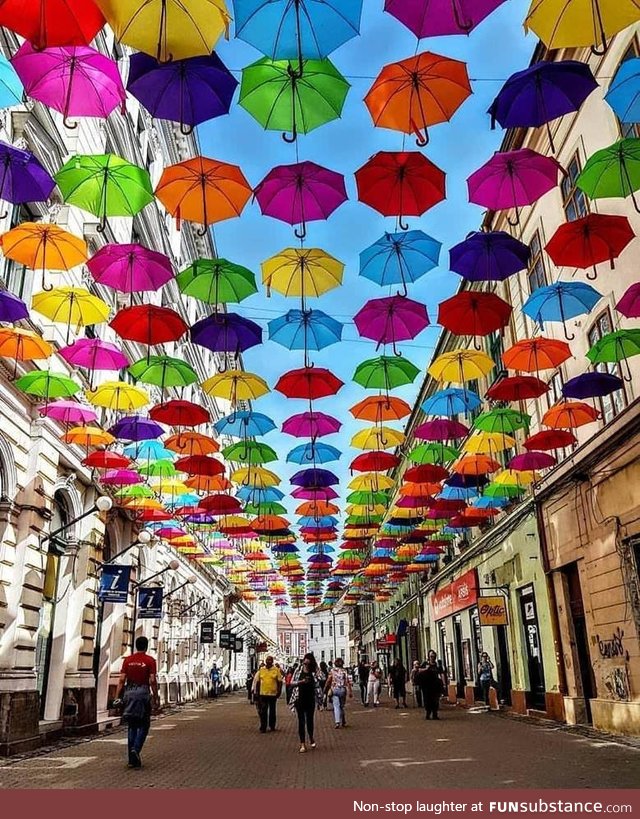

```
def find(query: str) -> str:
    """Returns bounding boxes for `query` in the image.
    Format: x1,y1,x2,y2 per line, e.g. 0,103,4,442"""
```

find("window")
489,331,505,372
310,624,314,639
548,370,564,406
321,650,325,661
339,620,345,637
340,648,346,661
561,154,589,222
320,622,324,638
329,619,333,637
528,231,547,293
588,310,627,422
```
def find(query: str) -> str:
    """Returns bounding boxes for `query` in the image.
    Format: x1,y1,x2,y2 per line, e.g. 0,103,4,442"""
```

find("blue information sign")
98,565,131,603
137,586,163,619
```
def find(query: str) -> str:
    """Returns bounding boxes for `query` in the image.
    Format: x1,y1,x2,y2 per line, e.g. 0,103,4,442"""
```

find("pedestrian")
114,636,159,769
357,659,369,706
416,651,445,720
366,660,383,707
246,671,254,703
209,663,220,698
388,658,408,709
252,655,284,733
478,652,495,706
410,660,422,708
324,657,352,728
319,660,330,710
290,652,318,753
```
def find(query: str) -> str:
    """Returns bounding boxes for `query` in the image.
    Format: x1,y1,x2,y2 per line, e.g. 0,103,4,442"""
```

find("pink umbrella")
385,0,508,37
467,148,564,226
616,282,640,318
354,295,429,354
292,486,339,500
282,412,342,438
12,42,126,129
414,418,469,440
508,451,556,471
101,469,144,486
40,399,97,425
87,243,174,293
59,339,129,387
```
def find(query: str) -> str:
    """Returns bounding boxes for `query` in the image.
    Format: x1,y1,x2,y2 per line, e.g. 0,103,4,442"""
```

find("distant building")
277,613,308,663
306,608,350,665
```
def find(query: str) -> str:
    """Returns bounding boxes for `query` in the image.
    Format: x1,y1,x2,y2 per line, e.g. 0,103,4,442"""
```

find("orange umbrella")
185,474,231,492
296,500,340,516
503,337,572,373
349,395,412,422
542,401,599,429
165,431,219,456
399,481,442,497
0,222,88,290
252,515,290,532
364,51,472,146
453,454,501,475
155,156,252,234
0,327,53,377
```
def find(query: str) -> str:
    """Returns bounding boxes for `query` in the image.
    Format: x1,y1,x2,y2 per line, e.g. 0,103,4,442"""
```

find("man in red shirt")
114,636,160,768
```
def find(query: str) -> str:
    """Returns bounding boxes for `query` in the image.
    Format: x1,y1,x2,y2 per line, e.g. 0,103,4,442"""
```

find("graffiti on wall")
603,666,631,701
596,627,630,662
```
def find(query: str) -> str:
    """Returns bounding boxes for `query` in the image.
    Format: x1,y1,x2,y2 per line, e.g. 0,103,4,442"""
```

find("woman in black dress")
416,651,445,720
290,653,318,752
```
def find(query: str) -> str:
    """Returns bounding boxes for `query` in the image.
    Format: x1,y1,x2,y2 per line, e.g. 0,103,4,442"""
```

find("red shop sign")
431,569,479,621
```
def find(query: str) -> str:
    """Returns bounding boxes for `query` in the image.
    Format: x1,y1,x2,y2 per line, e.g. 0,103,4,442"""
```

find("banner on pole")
98,565,131,603
137,586,163,619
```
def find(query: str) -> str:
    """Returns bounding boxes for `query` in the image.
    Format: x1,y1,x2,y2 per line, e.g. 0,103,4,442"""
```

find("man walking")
357,659,369,706
252,655,283,733
114,636,159,769
210,663,221,698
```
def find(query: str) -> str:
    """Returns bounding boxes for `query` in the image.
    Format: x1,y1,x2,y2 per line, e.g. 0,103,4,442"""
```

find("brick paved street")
0,695,637,789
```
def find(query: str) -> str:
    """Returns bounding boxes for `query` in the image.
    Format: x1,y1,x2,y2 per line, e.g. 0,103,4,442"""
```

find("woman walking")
416,651,445,720
290,653,318,753
324,657,352,728
388,658,408,709
317,660,329,710
366,660,383,707
478,652,495,706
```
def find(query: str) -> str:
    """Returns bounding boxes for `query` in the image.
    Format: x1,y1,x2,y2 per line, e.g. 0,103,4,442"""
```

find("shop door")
496,625,512,706
518,586,546,710
564,562,595,723
453,617,466,698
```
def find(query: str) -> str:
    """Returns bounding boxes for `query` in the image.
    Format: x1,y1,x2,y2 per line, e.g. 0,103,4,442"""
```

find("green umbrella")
474,408,530,435
15,370,80,399
55,153,154,231
245,501,288,516
353,355,420,391
577,138,640,212
239,57,350,142
129,355,198,389
587,328,640,380
137,459,179,478
176,258,258,305
115,484,155,498
222,440,278,464
346,490,390,506
346,514,384,525
483,482,524,499
408,443,459,465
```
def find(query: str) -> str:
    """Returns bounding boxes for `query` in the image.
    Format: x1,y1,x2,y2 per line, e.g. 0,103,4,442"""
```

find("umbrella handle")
294,224,307,240
197,225,209,237
562,327,575,342
586,266,598,281
415,131,429,148
473,337,482,351
398,216,410,231
282,130,297,143
63,116,78,131
180,122,195,136
507,211,520,228
590,42,607,57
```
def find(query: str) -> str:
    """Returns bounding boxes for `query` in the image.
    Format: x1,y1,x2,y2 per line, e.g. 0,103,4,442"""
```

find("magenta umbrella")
282,412,342,438
414,418,469,440
508,452,556,471
254,161,348,239
616,282,640,318
101,469,144,486
385,0,508,37
60,338,129,372
39,399,97,426
354,295,429,354
467,148,564,226
12,42,125,129
87,243,174,293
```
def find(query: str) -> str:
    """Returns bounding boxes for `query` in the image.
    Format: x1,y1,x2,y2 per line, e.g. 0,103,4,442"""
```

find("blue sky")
199,0,536,550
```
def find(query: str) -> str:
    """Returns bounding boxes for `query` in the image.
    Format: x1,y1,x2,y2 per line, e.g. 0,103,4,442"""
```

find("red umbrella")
110,305,188,345
427,498,466,513
509,452,557,470
404,464,449,483
0,0,105,49
355,151,446,229
200,494,242,513
523,429,577,451
545,214,635,280
350,451,400,472
438,291,512,347
138,509,172,522
150,400,210,427
486,375,549,402
275,366,344,399
174,455,225,476
82,450,131,469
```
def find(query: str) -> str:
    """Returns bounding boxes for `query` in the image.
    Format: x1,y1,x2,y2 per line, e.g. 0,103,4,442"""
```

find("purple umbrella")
12,42,126,128
291,486,339,500
0,290,29,322
254,161,347,239
384,0,508,37
616,282,640,318
446,473,489,488
354,295,429,353
449,230,531,282
562,371,624,399
40,399,97,425
509,452,556,471
282,412,342,438
467,148,564,226
414,419,469,440
489,61,598,153
109,415,165,442
0,142,56,213
101,469,144,486
87,243,174,293
127,52,238,135
291,468,339,488
190,312,262,355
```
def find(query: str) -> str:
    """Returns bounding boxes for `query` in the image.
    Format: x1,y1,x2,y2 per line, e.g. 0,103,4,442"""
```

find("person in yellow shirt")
252,655,283,733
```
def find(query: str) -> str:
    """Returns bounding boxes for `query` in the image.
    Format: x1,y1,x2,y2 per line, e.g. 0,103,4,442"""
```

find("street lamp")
41,495,113,545
163,575,197,601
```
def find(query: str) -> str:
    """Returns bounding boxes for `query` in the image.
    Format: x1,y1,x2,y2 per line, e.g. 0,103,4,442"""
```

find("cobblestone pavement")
0,695,638,789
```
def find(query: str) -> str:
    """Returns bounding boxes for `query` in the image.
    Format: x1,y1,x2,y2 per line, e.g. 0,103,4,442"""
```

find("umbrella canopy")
384,0,508,37
31,286,109,330
239,57,349,142
0,54,22,110
87,382,149,412
290,468,339,488
175,455,225,476
268,309,342,351
165,432,219,456
354,295,429,352
111,416,165,441
12,43,125,127
509,452,557,471
0,143,56,210
605,56,640,123
0,291,28,323
202,370,270,402
350,395,411,422
438,291,512,340
523,429,577,451
475,408,530,435
94,0,230,62
522,282,602,339
214,410,275,437
353,355,420,390
63,425,114,447
0,327,52,376
486,375,549,402
524,0,640,52
428,349,494,383
15,370,80,399
83,450,131,470
88,243,173,293
127,52,237,135
129,355,198,389
351,426,405,450
262,247,343,299
356,150,445,227
587,328,640,381
283,411,341,438
616,282,640,318
0,0,105,49
40,399,97,425
275,366,343,399
155,156,252,232
503,337,572,372
542,401,599,429
190,312,262,354
0,222,87,289
177,258,257,304
562,371,624,399
545,214,635,279
59,338,128,372
463,430,515,454
449,230,530,282
409,443,459,464
415,418,469,440
223,441,278,465
577,138,640,211
287,442,341,465
350,451,399,472
110,305,188,346
421,388,481,416
359,230,440,293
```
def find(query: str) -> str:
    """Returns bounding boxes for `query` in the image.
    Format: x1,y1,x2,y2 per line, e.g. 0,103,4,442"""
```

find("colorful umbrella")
214,410,276,438
262,247,343,299
351,426,405,450
12,43,125,128
350,395,411,422
522,281,602,339
87,243,173,294
40,399,97,426
449,230,530,283
428,349,494,383
129,355,198,389
83,451,131,470
576,139,640,212
421,388,481,416
291,468,339,488
59,338,128,387
0,327,52,377
268,309,343,354
438,291,511,346
275,366,343,399
110,416,165,441
0,143,56,215
356,151,445,228
127,52,237,135
359,230,440,295
542,401,599,429
462,430,515,454
353,355,420,390
0,0,105,49
0,291,28,323
587,328,640,381
94,0,230,62
0,54,22,111
155,156,252,234
31,287,109,340
288,442,341,464
239,57,349,142
177,258,257,305
63,425,114,448
350,451,399,472
222,441,277,465
0,222,87,290
202,370,270,404
365,51,471,145
545,214,635,279
384,0,508,37
415,418,469,440
503,337,572,372
467,148,563,226
354,295,429,353
283,411,341,438
254,160,347,239
605,57,640,124
87,382,149,412
562,371,624,399
408,443,459,464
475,408,529,435
486,375,549,402
616,282,640,318
523,429,577,451
175,455,225,476
509,452,557,471
55,153,154,231
165,432,219,456
110,305,188,346
191,312,262,355
15,370,80,399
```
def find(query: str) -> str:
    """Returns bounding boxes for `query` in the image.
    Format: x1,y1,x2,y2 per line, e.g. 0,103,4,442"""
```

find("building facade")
306,608,350,665
277,613,308,664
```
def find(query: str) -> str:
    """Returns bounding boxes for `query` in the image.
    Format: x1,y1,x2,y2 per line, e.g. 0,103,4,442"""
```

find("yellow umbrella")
348,473,394,491
86,381,149,411
121,498,165,511
428,349,494,383
493,469,538,486
31,288,110,337
462,430,516,455
202,369,270,403
346,504,388,517
62,425,115,447
151,478,190,495
262,248,344,298
524,0,640,52
231,466,281,487
94,0,230,62
389,506,426,519
351,425,405,450
345,528,379,540
0,222,87,289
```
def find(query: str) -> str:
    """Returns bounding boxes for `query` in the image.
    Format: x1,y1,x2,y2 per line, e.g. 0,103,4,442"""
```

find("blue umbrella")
165,493,201,508
232,0,363,62
449,231,530,282
474,495,510,509
236,486,285,503
271,542,300,553
307,543,335,553
422,388,482,416
605,57,640,124
562,371,624,399
439,485,479,501
287,442,342,464
359,230,441,295
268,309,343,355
123,440,174,460
0,54,23,109
298,515,338,528
523,282,602,340
214,410,276,438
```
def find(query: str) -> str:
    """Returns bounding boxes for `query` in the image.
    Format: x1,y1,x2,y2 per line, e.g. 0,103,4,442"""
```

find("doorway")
495,625,512,705
519,585,547,710
564,562,595,723
453,616,465,699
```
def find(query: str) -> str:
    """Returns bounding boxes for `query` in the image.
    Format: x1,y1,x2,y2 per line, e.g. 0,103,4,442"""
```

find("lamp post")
129,560,180,652
40,495,113,546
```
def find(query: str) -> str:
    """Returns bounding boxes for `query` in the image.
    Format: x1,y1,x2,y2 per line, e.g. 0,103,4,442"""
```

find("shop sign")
200,622,216,644
376,634,396,649
255,641,268,653
219,629,234,648
431,569,479,620
232,637,244,653
137,586,163,619
478,595,509,626
98,565,131,603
